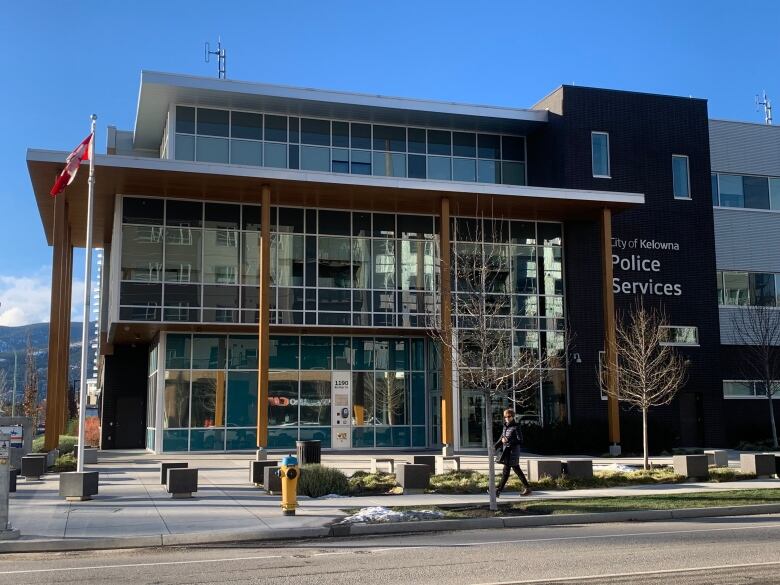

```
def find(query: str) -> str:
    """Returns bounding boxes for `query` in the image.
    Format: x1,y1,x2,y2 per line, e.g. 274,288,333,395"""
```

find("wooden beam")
601,207,620,448
439,197,454,448
44,194,66,450
256,185,271,450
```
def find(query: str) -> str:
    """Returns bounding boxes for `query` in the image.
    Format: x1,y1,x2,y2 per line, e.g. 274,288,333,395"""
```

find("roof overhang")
28,150,644,248
134,71,549,151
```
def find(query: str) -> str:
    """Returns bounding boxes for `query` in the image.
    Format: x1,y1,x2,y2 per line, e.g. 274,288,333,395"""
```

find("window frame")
659,325,699,347
672,154,691,200
591,131,611,178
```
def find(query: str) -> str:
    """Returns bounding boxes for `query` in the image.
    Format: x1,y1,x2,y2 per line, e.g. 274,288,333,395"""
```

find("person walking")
495,409,532,497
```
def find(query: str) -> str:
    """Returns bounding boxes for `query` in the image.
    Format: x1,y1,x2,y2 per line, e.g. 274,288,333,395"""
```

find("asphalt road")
1,514,779,584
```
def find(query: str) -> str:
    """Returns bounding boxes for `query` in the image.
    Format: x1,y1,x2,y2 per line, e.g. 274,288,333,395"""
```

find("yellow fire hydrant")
277,454,299,516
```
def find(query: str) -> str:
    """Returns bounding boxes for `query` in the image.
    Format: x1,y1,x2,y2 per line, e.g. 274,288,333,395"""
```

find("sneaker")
520,487,532,496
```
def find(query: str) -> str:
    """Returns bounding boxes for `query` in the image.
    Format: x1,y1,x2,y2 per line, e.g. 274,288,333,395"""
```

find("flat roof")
27,149,643,248
134,71,548,150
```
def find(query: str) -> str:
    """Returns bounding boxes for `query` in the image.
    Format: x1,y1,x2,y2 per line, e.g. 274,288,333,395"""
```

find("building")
26,71,778,453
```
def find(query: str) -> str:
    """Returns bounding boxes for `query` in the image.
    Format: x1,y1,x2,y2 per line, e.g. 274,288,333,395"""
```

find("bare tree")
0,368,9,415
599,302,688,469
429,219,569,511
22,335,40,429
732,304,780,448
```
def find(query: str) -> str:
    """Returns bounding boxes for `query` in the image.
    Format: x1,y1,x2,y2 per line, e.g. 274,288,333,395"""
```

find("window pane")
299,372,331,425
318,236,352,287
268,371,298,426
197,108,229,137
332,121,349,147
351,123,371,150
478,134,500,159
718,175,743,207
723,271,749,305
192,335,227,369
743,176,770,209
122,225,163,281
205,203,240,230
672,156,689,198
273,234,304,286
120,282,161,306
723,381,754,397
538,223,563,245
289,117,299,143
124,197,164,225
176,106,195,134
453,132,476,158
166,334,191,368
264,115,287,142
352,372,374,426
398,214,434,239
373,213,395,237
167,200,202,227
453,158,476,182
164,370,190,428
373,125,406,152
372,152,406,177
400,240,435,291
300,145,330,171
750,273,776,306
203,229,239,283
301,118,330,146
202,285,239,309
318,210,350,235
165,227,202,282
190,371,225,427
502,136,525,161
264,142,287,168
373,239,396,289
226,371,257,427
230,139,262,166
502,161,525,185
175,134,195,161
270,336,299,369
408,128,426,154
196,136,229,163
408,154,426,179
353,238,371,288
229,335,258,369
591,133,609,176
771,178,780,210
332,148,349,173
477,159,500,183
301,336,332,370
712,174,719,206
375,371,408,425
231,111,262,140
428,156,451,180
241,232,259,285
427,130,451,155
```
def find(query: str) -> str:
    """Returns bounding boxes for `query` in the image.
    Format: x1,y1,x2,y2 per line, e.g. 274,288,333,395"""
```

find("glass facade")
173,106,527,186
716,270,779,307
158,333,430,451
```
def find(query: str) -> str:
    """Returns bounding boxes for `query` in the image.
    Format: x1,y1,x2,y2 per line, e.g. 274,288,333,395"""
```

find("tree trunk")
768,392,779,449
485,394,497,512
642,407,649,470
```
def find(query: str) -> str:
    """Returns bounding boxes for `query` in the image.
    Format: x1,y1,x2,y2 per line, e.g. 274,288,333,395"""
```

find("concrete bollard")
673,455,709,480
740,453,776,478
528,460,563,482
704,450,728,468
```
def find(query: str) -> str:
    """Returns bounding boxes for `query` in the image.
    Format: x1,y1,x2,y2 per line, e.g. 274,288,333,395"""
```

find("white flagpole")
76,114,97,474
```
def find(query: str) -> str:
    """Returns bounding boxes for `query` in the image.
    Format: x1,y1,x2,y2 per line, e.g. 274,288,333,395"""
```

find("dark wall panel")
101,344,149,449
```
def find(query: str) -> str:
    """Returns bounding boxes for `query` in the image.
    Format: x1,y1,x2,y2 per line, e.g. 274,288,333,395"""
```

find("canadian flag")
50,134,93,196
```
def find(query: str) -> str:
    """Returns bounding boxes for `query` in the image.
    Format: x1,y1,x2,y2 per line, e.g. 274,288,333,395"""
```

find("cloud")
0,271,86,327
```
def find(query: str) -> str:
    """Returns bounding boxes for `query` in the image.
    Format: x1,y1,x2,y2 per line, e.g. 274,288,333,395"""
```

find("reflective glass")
372,152,406,177
477,159,499,183
268,372,298,426
427,130,451,155
202,286,239,308
190,371,225,427
502,136,525,161
375,371,408,425
333,337,351,369
203,229,239,284
723,271,749,305
351,123,371,150
408,154,426,179
350,149,371,174
192,335,227,369
301,118,330,146
591,133,609,176
270,336,299,369
352,372,374,425
166,334,192,369
428,156,452,180
373,239,396,289
122,226,163,281
400,240,435,291
373,125,406,152
273,234,304,286
264,142,287,168
164,370,190,428
318,210,351,235
175,134,194,161
176,106,195,134
229,335,258,369
353,238,371,288
672,156,689,198
453,158,476,182
165,227,202,282
332,148,349,173
750,273,776,306
205,203,240,230
502,161,525,185
332,121,349,147
241,232,259,285
718,175,743,207
542,370,567,425
123,197,164,225
299,371,331,425
264,115,287,142
197,108,229,137
478,134,500,159
453,132,476,157
743,176,770,209
408,128,426,154
167,200,202,227
289,117,299,143
230,111,262,140
771,178,780,210
230,140,262,166
538,223,562,245
712,174,719,206
301,145,330,171
318,236,352,287
196,136,229,163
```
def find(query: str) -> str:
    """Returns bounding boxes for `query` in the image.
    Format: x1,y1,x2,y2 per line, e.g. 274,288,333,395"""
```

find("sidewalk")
6,452,780,552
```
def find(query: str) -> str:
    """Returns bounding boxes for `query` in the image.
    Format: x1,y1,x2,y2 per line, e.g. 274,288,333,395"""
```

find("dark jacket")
496,422,523,466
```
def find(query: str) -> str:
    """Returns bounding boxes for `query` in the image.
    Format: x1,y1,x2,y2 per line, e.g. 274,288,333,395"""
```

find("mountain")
0,322,97,403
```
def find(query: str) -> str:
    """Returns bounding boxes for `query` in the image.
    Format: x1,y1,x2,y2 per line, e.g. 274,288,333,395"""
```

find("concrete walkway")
6,450,779,550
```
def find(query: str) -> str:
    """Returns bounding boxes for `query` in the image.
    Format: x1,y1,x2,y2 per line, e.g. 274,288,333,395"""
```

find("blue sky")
0,1,778,325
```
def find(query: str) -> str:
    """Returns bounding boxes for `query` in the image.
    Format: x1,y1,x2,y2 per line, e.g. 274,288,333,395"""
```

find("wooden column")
600,207,620,449
57,236,73,437
256,185,271,451
439,197,455,449
44,195,67,450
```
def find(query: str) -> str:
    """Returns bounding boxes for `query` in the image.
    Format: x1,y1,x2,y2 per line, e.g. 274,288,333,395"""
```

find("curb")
3,503,780,554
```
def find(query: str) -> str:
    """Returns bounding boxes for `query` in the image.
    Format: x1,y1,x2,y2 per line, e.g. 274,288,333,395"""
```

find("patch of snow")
600,463,638,472
340,506,444,524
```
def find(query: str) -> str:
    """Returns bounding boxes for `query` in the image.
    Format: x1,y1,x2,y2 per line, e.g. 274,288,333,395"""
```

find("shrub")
85,417,100,447
348,471,398,495
66,418,79,437
57,436,78,454
429,470,488,494
297,464,349,498
32,436,45,453
53,453,76,473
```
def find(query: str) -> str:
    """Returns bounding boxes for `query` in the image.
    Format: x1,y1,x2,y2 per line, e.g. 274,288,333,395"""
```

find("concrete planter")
673,454,709,480
705,450,728,468
263,466,282,494
166,468,198,498
59,471,99,501
46,449,60,468
74,447,98,464
21,455,46,480
249,460,277,486
435,456,462,474
160,462,188,485
412,455,436,474
562,459,593,479
528,460,563,482
396,463,431,494
740,453,776,478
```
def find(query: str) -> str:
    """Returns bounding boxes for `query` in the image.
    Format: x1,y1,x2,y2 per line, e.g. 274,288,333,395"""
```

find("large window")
672,155,690,199
712,173,780,210
723,380,780,398
173,106,526,186
591,132,610,178
659,326,699,346
717,270,779,307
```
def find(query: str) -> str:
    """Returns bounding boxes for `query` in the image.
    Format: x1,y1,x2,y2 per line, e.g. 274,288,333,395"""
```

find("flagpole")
76,114,97,474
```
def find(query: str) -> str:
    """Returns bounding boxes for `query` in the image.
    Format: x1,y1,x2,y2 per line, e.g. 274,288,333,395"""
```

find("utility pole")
11,352,17,417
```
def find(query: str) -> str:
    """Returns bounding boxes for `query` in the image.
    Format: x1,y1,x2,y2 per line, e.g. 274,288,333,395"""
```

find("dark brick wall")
532,86,724,448
101,344,148,449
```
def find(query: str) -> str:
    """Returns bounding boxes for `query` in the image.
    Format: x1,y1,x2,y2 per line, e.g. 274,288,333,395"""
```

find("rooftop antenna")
756,90,772,125
205,37,226,79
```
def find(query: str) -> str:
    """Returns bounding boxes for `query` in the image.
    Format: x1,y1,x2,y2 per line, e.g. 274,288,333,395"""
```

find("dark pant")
498,463,529,492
